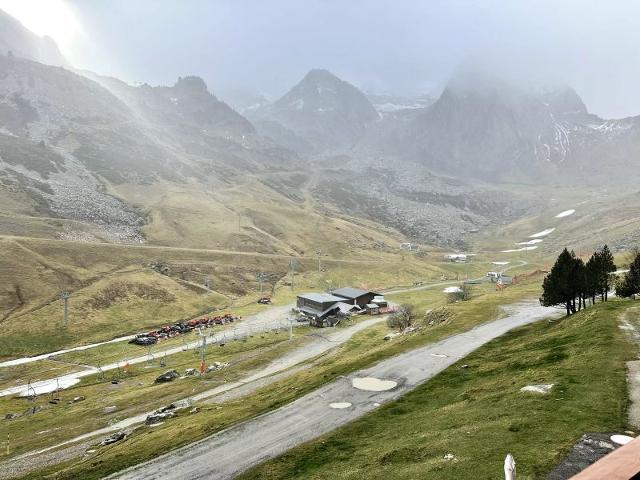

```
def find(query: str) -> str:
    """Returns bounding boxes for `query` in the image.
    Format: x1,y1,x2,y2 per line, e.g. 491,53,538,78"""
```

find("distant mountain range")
356,70,640,183
245,66,640,185
0,7,638,249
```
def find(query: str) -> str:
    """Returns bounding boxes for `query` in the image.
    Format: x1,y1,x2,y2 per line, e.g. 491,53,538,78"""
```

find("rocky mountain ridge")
356,72,640,183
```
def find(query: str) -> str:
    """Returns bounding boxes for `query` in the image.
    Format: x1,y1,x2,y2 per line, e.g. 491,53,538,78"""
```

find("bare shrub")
386,304,415,331
447,284,473,303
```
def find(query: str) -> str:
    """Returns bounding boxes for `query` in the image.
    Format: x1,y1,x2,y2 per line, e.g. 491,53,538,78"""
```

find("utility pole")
60,291,70,327
256,272,266,295
289,259,297,291
316,250,323,273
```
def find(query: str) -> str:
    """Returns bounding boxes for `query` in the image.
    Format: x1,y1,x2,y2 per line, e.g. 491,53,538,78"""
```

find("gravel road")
110,300,558,480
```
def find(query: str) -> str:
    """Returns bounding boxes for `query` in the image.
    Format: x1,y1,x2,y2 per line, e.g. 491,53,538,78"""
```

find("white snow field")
501,246,539,253
555,209,575,218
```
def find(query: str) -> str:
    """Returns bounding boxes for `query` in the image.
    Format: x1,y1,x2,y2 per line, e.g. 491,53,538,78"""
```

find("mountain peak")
173,75,211,96
542,86,588,115
253,69,378,153
0,8,67,66
301,68,341,83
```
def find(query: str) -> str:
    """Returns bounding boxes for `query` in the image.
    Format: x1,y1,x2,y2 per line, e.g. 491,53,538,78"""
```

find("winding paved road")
110,299,558,480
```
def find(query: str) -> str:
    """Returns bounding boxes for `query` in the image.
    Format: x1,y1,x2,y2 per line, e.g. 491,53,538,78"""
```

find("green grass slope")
242,300,634,480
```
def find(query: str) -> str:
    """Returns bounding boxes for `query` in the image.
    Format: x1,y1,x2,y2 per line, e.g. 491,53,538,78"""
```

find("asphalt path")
110,299,557,480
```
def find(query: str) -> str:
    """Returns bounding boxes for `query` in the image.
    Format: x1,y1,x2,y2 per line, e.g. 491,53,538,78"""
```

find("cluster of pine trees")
540,245,616,315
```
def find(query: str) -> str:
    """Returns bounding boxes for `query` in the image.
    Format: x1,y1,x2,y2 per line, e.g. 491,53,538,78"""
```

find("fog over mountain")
2,0,638,119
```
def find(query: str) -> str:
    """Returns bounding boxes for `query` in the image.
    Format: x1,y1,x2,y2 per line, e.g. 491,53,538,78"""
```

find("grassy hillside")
242,300,634,480
0,231,480,359
473,184,640,256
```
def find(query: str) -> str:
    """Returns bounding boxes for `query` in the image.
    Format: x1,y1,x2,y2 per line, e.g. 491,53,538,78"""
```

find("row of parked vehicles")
129,313,240,346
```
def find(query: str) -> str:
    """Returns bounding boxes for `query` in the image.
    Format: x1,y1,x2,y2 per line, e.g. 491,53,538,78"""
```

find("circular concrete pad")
611,434,634,445
352,377,397,392
329,402,352,409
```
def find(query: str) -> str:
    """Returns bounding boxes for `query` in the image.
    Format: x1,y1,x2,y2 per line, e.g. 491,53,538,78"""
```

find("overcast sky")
3,0,640,117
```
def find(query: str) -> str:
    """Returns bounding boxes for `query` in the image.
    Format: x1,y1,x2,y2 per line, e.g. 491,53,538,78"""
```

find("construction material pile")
129,313,239,346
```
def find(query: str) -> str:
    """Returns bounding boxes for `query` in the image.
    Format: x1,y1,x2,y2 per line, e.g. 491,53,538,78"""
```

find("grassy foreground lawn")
241,299,635,480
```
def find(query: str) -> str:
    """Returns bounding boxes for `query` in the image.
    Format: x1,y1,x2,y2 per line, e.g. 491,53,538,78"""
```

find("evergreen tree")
541,248,578,315
585,253,599,305
597,245,616,301
571,255,586,311
617,252,640,298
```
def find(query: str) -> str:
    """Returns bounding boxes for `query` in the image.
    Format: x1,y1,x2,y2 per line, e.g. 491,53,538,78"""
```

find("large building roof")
297,293,344,303
331,287,376,299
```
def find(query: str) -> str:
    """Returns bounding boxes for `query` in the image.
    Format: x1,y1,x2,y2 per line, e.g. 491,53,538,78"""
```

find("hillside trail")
0,233,404,264
619,307,640,428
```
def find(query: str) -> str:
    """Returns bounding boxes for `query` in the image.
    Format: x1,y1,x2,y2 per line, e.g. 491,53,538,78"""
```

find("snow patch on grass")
516,239,543,246
530,228,555,238
555,209,575,218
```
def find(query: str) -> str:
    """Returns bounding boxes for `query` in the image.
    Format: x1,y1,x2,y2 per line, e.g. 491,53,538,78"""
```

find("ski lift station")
296,288,384,323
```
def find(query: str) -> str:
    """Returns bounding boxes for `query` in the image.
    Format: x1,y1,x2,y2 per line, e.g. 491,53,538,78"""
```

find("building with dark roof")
331,287,379,308
296,293,345,319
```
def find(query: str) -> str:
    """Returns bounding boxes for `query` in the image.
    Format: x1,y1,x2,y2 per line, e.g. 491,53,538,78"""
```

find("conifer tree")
541,248,578,315
597,245,616,301
617,252,640,298
585,253,599,305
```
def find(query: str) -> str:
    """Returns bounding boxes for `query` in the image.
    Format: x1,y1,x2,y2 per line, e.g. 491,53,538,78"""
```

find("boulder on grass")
145,412,174,425
100,431,126,446
154,370,180,383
